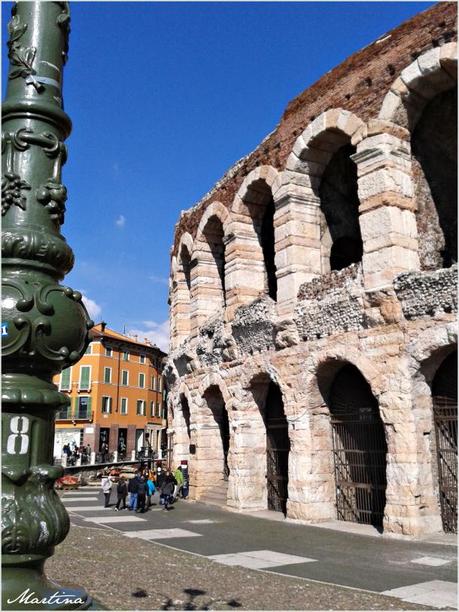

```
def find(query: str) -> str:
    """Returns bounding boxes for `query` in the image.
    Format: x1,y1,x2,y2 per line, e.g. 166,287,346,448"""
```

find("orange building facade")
53,323,167,460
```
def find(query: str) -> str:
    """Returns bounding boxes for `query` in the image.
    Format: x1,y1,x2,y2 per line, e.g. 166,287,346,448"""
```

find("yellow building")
53,323,167,460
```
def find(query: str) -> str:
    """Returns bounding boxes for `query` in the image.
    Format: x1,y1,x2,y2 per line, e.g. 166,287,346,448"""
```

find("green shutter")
87,397,92,420
73,396,78,419
80,366,90,390
61,368,71,390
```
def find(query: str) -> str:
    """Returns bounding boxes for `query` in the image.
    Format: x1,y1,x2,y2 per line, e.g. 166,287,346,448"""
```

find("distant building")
54,322,167,460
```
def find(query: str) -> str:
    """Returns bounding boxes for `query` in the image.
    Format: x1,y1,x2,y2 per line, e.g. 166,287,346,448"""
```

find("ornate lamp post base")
2,2,94,608
2,564,92,610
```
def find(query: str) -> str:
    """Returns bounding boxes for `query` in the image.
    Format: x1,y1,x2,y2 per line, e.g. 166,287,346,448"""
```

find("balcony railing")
55,409,92,421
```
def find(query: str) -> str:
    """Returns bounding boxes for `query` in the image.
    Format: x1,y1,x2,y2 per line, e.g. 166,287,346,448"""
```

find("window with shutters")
136,400,145,416
151,376,156,390
121,370,129,386
139,355,145,364
105,346,113,357
150,401,155,417
158,377,163,392
79,366,91,391
60,367,71,391
123,351,129,361
120,398,128,415
85,344,92,355
139,373,145,388
101,396,112,414
104,367,112,384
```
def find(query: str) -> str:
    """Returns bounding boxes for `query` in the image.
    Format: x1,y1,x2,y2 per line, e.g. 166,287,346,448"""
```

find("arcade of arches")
166,10,457,537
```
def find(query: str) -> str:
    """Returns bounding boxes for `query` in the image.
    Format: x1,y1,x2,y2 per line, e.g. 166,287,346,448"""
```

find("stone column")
353,120,420,291
224,227,265,319
189,252,223,336
273,173,322,317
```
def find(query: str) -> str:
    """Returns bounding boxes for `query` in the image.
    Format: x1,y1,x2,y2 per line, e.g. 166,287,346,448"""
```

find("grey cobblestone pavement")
46,525,433,611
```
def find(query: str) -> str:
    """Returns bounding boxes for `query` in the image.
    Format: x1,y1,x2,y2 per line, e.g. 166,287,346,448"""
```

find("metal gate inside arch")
264,382,290,515
432,351,457,533
329,365,387,527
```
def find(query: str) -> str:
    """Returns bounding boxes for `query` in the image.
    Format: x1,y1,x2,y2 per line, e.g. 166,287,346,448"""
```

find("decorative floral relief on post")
36,180,67,225
7,9,43,92
1,173,31,216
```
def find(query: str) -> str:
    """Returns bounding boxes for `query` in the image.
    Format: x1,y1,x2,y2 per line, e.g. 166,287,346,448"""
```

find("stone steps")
198,485,228,507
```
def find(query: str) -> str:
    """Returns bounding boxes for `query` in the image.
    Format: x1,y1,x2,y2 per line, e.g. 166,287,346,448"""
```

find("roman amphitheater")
165,4,457,536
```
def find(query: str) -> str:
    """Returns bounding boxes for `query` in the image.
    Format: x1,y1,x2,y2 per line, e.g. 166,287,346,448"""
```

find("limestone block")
358,167,413,200
360,205,417,242
440,41,458,79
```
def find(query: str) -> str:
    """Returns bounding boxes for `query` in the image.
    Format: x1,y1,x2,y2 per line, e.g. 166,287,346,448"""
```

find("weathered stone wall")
166,6,457,538
394,265,457,319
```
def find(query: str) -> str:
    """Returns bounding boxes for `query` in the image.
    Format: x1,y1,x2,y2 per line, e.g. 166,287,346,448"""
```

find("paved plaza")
45,487,457,610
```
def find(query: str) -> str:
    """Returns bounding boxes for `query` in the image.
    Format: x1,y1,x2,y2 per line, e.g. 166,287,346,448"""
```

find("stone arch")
303,352,388,525
409,330,457,534
286,109,366,273
172,382,195,466
171,232,194,348
194,377,232,504
379,44,457,270
232,369,291,513
226,166,280,311
379,43,457,129
191,202,231,329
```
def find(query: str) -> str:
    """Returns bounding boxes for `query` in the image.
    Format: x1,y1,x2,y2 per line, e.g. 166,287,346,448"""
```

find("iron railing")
433,396,457,533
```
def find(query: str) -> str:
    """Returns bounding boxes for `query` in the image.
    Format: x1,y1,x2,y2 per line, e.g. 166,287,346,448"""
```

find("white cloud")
115,214,126,228
82,294,102,321
149,274,169,285
128,320,169,353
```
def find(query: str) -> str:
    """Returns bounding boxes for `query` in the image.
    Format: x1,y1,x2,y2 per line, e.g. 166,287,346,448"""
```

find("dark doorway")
204,386,230,481
243,180,278,301
180,394,192,453
99,428,110,453
412,89,457,268
118,428,127,456
260,196,277,301
319,143,363,271
264,382,290,515
204,216,226,306
329,364,387,527
432,350,457,533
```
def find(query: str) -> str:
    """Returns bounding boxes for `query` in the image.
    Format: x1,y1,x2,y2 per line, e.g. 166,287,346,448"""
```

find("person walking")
173,465,184,499
146,475,156,507
101,471,112,508
136,473,148,513
161,470,177,511
156,467,166,506
128,471,141,511
181,464,189,499
115,476,128,511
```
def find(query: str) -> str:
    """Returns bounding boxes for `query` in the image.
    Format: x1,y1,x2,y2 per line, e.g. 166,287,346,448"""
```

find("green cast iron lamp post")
2,2,93,608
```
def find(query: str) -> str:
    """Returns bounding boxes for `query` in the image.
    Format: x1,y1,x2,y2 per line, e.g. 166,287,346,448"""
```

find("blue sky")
2,1,433,351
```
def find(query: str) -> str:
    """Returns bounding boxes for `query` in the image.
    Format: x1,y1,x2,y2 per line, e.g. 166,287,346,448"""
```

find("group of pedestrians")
62,442,91,465
101,464,189,512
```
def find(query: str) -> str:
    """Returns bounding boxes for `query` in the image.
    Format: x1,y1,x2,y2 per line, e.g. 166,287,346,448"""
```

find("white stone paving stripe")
123,528,202,540
64,506,110,512
63,497,98,502
381,580,457,609
185,519,218,524
410,556,451,567
208,550,317,569
83,516,147,524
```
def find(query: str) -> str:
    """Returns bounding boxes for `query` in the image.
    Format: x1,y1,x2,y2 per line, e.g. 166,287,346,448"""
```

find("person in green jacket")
173,466,184,499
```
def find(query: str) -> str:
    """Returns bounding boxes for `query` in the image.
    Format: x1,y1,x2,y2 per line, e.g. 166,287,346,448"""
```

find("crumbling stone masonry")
166,5,457,536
